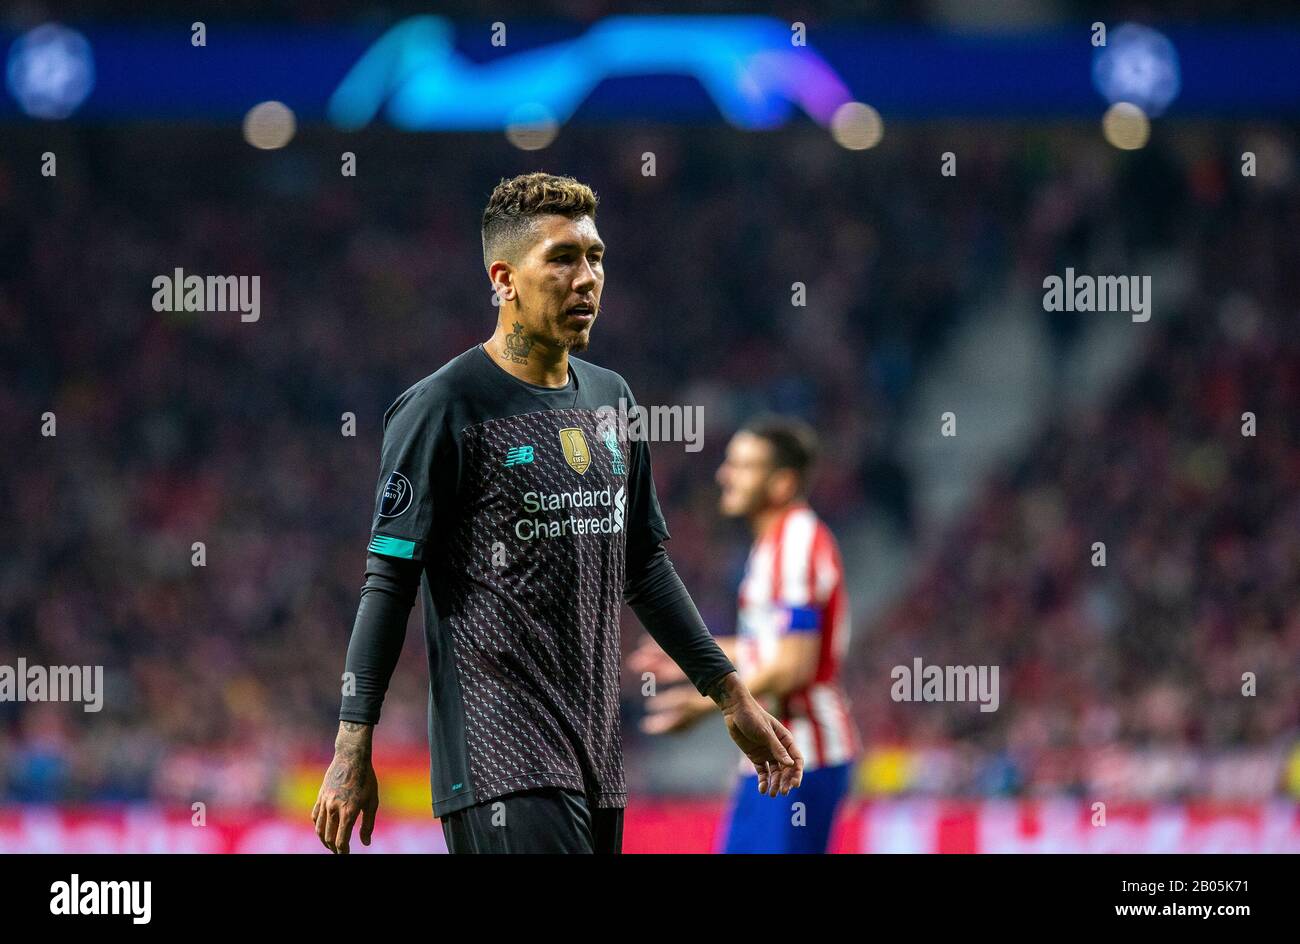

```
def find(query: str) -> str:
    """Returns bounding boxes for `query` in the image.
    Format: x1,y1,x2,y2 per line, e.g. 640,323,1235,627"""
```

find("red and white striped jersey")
734,503,860,772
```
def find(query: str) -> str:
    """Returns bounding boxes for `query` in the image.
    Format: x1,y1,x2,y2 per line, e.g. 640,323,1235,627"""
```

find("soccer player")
632,417,860,853
311,173,802,854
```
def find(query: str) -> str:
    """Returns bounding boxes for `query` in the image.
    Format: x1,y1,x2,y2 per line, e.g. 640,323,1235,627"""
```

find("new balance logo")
504,445,534,467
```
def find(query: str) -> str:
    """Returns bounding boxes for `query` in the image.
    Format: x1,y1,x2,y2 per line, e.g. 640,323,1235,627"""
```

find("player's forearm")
677,661,797,722
625,543,736,696
335,720,374,758
338,552,421,725
670,671,786,731
707,671,753,711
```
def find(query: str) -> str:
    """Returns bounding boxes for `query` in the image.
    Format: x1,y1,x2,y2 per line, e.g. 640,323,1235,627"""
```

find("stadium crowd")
0,122,1295,804
845,128,1300,802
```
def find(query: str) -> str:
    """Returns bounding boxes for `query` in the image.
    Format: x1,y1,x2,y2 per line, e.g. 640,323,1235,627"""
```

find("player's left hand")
714,676,804,797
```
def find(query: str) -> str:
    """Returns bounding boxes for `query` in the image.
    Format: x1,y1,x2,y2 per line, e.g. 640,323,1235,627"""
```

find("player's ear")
489,260,516,302
771,468,799,505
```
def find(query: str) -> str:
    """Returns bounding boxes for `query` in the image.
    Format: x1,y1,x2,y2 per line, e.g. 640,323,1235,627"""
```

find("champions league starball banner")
3,16,1300,126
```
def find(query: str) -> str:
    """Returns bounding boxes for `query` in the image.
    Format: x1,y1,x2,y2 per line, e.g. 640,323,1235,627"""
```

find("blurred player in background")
632,416,860,853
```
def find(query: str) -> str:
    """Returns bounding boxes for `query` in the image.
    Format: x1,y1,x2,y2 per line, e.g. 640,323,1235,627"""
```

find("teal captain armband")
368,534,418,560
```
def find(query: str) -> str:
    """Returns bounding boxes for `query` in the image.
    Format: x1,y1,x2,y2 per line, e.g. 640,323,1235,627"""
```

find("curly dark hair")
481,172,598,271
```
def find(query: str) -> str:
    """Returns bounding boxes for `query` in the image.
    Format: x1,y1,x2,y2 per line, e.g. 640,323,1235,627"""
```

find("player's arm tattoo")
708,671,741,710
502,321,533,364
329,721,374,802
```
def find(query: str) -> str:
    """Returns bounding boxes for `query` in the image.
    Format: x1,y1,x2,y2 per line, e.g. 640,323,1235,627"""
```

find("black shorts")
439,788,624,854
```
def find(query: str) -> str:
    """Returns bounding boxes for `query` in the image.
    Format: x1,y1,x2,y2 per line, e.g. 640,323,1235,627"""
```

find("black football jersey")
358,344,668,816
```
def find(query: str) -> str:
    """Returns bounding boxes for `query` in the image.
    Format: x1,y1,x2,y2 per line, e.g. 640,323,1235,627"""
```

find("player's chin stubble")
554,319,592,353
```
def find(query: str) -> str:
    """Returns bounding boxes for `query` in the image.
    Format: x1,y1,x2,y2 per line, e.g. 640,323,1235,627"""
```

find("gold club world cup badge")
558,427,591,474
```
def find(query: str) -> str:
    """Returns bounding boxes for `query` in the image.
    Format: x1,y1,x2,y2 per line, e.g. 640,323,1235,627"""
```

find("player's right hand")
312,724,380,854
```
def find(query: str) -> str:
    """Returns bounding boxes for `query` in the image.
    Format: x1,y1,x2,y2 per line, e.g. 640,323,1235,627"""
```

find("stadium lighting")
5,23,95,120
1092,22,1181,117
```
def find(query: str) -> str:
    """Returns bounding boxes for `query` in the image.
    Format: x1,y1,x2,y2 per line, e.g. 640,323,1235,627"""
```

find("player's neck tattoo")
502,321,533,365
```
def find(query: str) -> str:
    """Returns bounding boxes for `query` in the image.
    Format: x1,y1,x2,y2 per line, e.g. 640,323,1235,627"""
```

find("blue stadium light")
1091,23,1181,117
5,22,95,120
327,15,852,131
